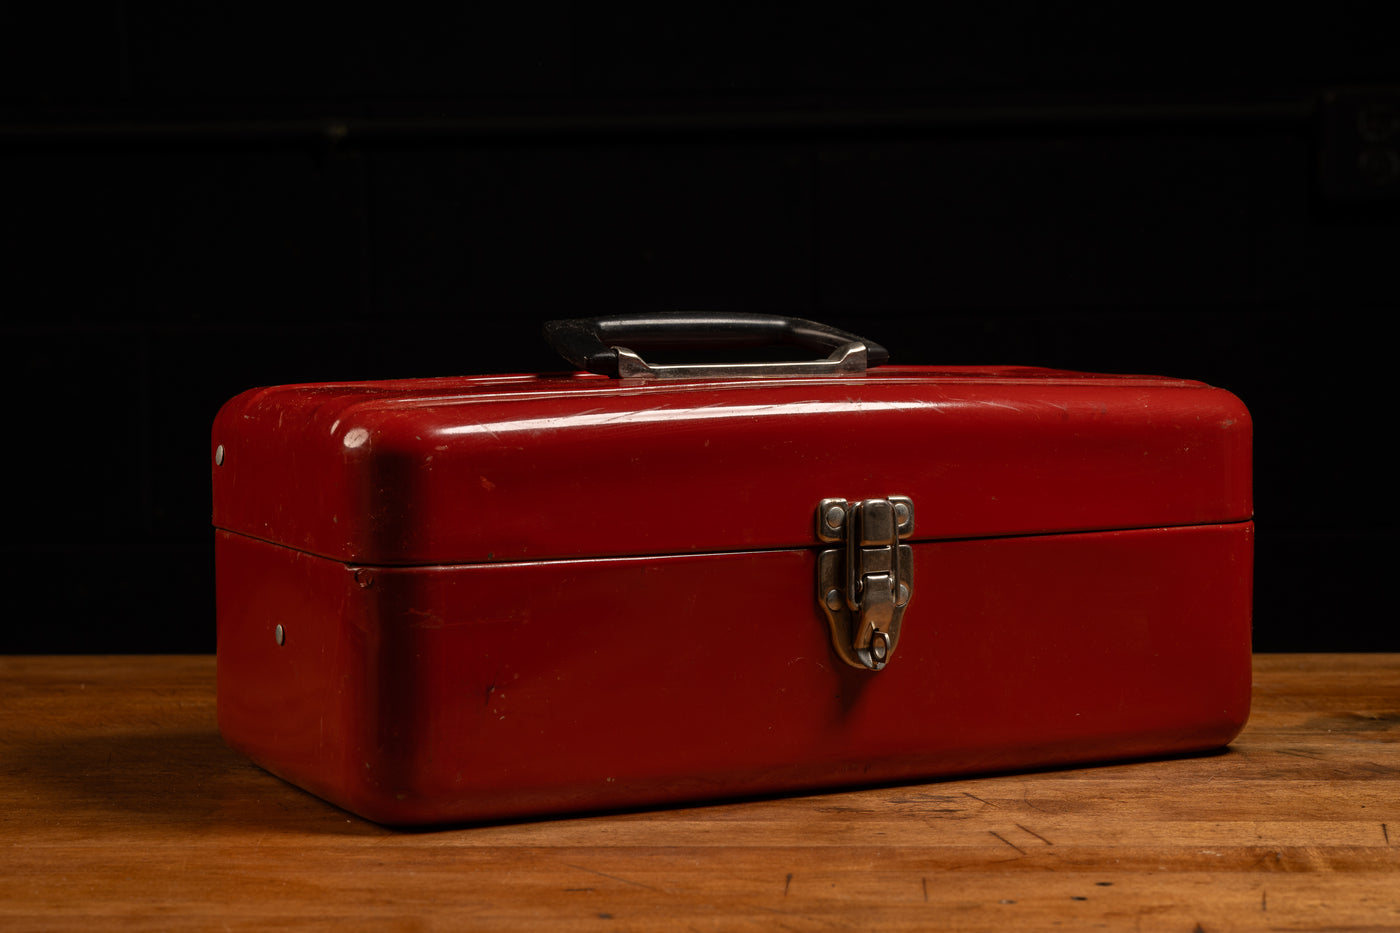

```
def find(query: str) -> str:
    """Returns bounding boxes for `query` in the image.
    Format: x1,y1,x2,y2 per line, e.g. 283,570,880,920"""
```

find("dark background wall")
3,7,1396,653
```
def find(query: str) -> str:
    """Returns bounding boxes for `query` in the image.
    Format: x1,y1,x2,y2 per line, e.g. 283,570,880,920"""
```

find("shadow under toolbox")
212,313,1253,826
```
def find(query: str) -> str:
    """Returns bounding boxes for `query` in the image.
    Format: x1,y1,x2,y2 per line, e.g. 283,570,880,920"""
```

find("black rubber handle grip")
543,312,889,377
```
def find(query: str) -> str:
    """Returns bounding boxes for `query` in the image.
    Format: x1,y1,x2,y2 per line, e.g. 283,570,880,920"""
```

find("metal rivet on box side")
275,624,285,646
214,444,225,466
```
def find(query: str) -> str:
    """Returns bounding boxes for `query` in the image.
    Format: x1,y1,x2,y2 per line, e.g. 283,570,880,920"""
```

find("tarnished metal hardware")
542,313,889,379
816,496,914,671
614,341,869,379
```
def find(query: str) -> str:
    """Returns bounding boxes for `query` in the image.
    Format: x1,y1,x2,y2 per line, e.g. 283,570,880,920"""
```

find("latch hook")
816,496,914,671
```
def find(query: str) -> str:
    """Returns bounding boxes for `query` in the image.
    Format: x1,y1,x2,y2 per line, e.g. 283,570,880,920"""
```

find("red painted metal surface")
212,366,1250,565
213,365,1253,825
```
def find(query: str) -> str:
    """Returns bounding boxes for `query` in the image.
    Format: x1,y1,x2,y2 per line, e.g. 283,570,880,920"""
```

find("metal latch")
816,497,914,671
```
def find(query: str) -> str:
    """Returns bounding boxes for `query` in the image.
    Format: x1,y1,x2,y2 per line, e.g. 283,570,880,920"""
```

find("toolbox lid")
211,365,1251,566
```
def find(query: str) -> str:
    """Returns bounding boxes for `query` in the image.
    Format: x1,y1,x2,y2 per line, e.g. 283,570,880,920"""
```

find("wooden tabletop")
1,654,1396,931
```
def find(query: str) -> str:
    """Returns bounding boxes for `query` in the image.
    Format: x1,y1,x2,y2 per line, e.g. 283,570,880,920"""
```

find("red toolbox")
212,314,1253,825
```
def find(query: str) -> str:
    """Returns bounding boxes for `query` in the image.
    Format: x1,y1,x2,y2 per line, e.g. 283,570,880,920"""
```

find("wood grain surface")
1,654,1396,931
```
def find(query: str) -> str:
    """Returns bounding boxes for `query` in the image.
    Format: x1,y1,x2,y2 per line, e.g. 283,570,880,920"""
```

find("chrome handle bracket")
816,496,914,671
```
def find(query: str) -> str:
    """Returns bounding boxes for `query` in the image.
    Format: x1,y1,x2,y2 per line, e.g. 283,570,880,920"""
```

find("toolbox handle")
542,313,889,378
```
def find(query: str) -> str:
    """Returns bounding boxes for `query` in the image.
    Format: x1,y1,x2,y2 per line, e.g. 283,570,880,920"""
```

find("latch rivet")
825,588,843,611
893,502,909,523
824,506,846,530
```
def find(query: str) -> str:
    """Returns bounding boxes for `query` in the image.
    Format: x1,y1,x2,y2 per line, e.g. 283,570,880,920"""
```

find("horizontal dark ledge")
0,99,1317,152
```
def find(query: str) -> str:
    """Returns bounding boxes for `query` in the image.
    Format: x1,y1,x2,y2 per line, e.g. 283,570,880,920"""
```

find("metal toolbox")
213,314,1253,825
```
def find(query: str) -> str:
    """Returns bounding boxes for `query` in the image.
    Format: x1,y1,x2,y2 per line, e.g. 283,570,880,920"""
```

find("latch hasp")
816,496,914,671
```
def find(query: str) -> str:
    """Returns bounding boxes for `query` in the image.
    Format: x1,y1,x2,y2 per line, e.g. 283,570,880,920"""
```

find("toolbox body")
213,318,1252,826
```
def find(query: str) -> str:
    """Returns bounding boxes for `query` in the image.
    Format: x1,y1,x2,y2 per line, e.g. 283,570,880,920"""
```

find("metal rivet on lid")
214,444,225,466
275,624,285,646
